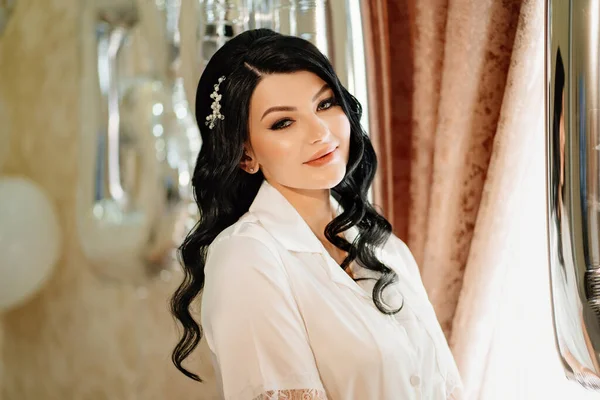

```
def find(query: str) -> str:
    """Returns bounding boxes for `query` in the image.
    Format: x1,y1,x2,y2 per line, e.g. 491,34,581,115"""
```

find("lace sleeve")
252,388,328,400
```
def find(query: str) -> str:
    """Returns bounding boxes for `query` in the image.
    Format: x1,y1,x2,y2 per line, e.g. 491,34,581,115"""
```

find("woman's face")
244,71,351,191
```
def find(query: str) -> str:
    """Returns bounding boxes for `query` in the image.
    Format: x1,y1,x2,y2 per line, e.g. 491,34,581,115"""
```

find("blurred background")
0,0,599,399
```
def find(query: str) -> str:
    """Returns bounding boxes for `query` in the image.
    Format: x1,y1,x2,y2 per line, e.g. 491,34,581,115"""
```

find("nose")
307,113,331,143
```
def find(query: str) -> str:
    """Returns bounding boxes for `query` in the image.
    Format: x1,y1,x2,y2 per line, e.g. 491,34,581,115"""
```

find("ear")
239,144,259,173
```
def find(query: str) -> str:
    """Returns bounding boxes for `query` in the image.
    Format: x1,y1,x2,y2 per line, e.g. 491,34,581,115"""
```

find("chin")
307,169,346,190
278,163,347,190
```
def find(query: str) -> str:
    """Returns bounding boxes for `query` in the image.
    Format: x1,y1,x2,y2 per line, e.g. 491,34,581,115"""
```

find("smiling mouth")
304,148,338,166
305,147,338,164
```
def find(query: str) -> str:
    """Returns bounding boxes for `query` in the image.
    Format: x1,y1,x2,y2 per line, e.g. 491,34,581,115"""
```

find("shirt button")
410,375,421,387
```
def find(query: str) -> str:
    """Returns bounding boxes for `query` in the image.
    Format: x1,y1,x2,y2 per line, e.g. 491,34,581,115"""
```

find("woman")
171,28,463,399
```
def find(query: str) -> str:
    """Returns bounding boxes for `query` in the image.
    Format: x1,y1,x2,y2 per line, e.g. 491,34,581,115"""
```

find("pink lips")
304,147,338,166
306,145,338,163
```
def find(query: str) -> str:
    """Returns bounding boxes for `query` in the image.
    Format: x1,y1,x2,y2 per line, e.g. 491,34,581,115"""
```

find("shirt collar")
248,179,359,254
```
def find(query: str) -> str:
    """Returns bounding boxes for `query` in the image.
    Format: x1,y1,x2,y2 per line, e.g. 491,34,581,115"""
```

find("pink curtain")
362,0,595,398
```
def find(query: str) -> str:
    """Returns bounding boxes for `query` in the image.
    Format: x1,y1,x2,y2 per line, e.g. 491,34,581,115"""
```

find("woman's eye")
317,97,336,111
270,119,293,130
269,98,337,130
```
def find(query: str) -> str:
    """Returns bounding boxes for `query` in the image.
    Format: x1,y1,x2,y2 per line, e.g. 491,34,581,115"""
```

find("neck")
271,182,334,242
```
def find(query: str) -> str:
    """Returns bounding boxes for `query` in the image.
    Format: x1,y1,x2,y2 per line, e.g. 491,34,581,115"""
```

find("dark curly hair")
171,28,402,382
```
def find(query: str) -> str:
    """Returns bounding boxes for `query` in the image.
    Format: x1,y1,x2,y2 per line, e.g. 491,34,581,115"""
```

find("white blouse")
201,180,463,400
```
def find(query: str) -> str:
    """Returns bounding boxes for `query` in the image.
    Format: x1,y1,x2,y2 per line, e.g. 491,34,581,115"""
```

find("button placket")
409,374,422,400
386,313,420,379
386,293,425,399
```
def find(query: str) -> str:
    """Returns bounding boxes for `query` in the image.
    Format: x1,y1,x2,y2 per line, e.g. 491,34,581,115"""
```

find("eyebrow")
260,84,331,121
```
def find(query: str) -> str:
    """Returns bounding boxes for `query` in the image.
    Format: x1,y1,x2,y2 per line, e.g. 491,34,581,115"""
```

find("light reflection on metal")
197,0,251,67
547,0,600,390
77,0,199,284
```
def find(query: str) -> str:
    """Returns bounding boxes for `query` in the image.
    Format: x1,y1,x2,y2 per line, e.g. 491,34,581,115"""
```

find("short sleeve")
201,234,327,400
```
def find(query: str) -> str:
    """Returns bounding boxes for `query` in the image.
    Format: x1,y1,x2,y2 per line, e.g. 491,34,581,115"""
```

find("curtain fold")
361,0,394,221
369,0,523,334
363,0,577,397
450,0,545,396
416,0,522,335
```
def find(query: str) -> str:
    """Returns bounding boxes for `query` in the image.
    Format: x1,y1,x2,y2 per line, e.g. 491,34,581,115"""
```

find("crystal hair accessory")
205,76,226,129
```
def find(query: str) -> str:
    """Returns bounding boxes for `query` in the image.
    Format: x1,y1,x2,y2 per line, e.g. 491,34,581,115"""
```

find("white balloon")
0,177,61,311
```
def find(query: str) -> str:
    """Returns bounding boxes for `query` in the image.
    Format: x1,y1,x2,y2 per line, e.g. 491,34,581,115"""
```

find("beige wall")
0,0,217,398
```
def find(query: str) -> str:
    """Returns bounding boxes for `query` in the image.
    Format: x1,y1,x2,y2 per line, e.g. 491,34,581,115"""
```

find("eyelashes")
270,120,293,130
317,96,337,111
269,97,338,131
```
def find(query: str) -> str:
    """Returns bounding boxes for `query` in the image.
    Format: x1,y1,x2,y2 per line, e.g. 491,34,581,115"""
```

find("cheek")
331,113,351,154
331,112,351,138
256,137,297,166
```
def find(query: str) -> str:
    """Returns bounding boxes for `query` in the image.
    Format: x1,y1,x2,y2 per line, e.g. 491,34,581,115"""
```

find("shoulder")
383,231,408,255
200,217,297,341
381,233,422,282
208,214,281,262
204,215,287,288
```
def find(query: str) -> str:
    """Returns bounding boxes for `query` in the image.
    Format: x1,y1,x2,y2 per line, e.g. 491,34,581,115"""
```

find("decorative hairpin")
205,76,226,130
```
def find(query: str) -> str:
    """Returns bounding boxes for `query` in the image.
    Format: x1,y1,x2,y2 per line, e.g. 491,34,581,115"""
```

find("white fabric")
201,179,463,400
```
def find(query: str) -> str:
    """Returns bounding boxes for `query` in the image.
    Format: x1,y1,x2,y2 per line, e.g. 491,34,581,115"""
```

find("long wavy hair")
171,28,402,382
